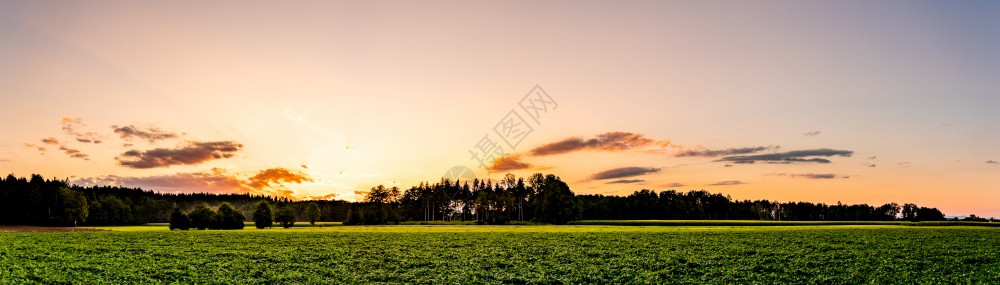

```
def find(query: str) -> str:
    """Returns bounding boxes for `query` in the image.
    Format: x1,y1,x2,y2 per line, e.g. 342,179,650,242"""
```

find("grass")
570,219,1000,227
1,224,998,283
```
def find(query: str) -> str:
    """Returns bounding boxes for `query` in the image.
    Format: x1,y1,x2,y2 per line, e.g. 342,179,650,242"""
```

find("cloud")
488,154,534,172
530,131,669,156
61,116,102,144
987,160,998,164
24,143,47,152
605,179,645,184
804,131,822,137
246,168,313,189
589,166,661,180
865,163,876,168
58,145,89,160
707,180,744,186
783,173,840,179
41,138,60,145
716,149,854,164
674,146,776,158
868,156,877,160
72,167,309,199
117,141,243,169
308,193,339,201
662,182,687,188
112,125,180,143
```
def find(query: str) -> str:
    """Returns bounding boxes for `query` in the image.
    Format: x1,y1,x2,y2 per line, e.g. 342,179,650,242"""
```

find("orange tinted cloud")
24,143,46,152
60,117,102,144
116,141,243,168
40,137,60,145
72,167,312,199
247,168,313,189
488,154,534,172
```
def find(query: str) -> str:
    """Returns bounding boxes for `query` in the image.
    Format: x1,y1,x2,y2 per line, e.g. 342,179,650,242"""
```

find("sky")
0,1,998,217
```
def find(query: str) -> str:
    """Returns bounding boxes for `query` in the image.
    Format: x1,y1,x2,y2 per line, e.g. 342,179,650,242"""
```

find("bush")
217,202,245,230
275,206,296,228
188,203,216,230
253,200,273,229
169,207,191,230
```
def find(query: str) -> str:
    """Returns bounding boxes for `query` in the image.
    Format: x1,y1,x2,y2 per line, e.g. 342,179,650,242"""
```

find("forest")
0,173,959,227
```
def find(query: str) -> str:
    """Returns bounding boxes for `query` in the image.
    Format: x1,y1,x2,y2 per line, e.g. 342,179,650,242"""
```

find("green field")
1,225,999,283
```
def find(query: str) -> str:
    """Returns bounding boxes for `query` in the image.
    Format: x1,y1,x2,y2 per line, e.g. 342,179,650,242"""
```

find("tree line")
0,173,976,228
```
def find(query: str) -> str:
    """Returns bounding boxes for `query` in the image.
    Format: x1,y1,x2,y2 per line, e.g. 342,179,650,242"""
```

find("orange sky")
0,1,997,217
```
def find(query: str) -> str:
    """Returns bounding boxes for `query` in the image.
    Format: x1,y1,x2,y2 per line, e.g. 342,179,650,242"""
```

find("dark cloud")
865,163,876,168
674,146,776,158
707,180,744,186
41,138,60,145
61,116,102,144
987,160,998,164
790,173,839,179
530,132,669,156
662,182,687,188
59,145,89,160
716,149,854,164
116,141,243,169
868,156,877,160
605,179,645,184
488,154,534,172
804,131,822,137
113,125,180,143
589,166,661,180
246,168,313,189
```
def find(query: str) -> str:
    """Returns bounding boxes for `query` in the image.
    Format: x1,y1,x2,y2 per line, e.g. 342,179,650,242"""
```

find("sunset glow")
1,1,997,217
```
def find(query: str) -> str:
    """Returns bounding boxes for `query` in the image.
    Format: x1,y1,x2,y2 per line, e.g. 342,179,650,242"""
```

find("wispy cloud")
40,138,60,145
716,148,853,164
771,173,843,179
61,116,102,144
674,146,776,158
987,160,998,164
605,179,645,184
530,131,669,156
804,131,822,137
589,166,661,180
707,180,744,186
662,182,686,188
116,141,243,169
24,143,47,153
113,125,180,143
58,145,89,160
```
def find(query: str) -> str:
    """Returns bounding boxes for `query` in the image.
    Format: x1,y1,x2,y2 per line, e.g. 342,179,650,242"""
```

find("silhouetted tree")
530,174,580,224
169,207,191,230
217,202,245,229
901,203,918,221
55,187,88,226
189,203,216,230
275,205,296,228
253,200,273,229
306,203,320,226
